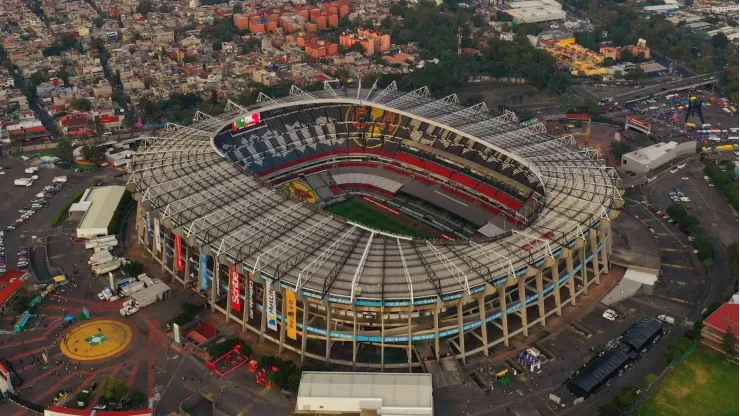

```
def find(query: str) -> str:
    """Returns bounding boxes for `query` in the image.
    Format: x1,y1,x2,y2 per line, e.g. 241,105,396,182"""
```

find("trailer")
89,252,115,265
53,176,68,183
24,167,39,174
92,259,123,275
14,178,33,186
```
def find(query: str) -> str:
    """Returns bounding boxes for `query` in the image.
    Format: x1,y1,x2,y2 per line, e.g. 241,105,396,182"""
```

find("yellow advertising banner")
286,289,297,340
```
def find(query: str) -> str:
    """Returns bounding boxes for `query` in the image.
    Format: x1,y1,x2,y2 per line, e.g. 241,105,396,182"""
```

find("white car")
602,309,618,321
682,177,689,180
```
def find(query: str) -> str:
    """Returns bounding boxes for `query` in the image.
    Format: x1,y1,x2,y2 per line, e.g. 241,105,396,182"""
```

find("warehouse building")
295,372,433,415
619,141,696,174
504,0,566,23
72,186,127,238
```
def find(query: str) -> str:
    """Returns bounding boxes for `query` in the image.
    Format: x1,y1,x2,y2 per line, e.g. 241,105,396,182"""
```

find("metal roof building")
621,316,663,352
74,186,127,238
567,348,637,397
128,82,622,368
295,372,433,415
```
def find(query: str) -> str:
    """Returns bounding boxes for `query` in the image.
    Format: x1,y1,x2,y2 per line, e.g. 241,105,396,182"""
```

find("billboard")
247,272,255,321
266,285,277,331
145,211,152,244
153,217,161,253
626,116,650,132
286,289,297,340
175,235,184,272
200,254,209,291
230,263,241,312
173,323,181,344
232,113,260,131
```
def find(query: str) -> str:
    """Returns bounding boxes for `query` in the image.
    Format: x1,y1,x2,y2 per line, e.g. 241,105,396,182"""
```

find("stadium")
127,83,622,369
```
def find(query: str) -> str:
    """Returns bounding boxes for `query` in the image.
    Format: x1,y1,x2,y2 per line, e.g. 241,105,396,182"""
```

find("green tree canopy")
98,376,128,401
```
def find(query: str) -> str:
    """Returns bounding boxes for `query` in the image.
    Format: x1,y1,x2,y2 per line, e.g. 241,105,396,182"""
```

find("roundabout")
59,318,134,362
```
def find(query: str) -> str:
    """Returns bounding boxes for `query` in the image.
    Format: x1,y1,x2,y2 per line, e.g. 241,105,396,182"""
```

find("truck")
92,259,124,275
89,252,115,265
121,281,147,297
24,167,39,174
97,288,115,301
658,315,675,325
14,178,33,186
85,236,117,249
120,300,140,316
53,176,68,184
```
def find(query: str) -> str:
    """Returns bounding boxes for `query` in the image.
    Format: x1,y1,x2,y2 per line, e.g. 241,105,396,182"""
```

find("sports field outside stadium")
325,197,432,239
639,349,738,416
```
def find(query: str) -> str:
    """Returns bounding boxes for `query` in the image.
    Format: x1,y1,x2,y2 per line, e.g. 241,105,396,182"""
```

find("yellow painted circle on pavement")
60,319,134,361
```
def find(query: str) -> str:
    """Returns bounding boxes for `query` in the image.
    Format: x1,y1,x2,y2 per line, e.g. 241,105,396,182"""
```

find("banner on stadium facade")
266,284,278,331
230,263,241,312
286,289,297,340
173,323,182,345
200,254,209,291
175,235,184,272
247,272,255,321
145,211,152,245
153,217,161,253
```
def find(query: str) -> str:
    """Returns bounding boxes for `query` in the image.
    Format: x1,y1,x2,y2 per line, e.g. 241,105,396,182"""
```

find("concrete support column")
279,289,287,355
171,238,178,279
590,233,600,285
498,288,509,347
535,269,546,328
566,251,577,306
456,301,465,365
380,306,385,372
599,224,609,275
300,297,309,364
136,204,144,243
478,296,489,357
210,260,218,312
183,246,190,288
160,237,167,273
517,278,528,337
551,262,562,317
407,310,413,371
351,306,358,369
225,265,233,324
434,307,440,361
241,272,252,332
325,302,332,362
580,244,589,295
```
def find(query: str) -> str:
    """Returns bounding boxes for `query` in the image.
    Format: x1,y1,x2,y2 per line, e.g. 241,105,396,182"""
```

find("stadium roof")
296,372,433,413
128,83,621,301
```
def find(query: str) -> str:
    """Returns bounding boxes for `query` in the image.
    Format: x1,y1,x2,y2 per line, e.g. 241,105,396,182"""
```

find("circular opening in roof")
214,101,545,240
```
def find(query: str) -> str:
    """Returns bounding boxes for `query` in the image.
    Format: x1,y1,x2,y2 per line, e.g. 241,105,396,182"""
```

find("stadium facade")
128,83,622,369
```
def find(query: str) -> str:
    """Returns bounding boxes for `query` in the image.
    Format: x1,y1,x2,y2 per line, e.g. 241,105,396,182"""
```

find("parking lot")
0,157,120,275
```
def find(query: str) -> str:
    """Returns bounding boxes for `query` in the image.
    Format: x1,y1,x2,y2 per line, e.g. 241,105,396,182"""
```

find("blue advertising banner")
200,254,209,291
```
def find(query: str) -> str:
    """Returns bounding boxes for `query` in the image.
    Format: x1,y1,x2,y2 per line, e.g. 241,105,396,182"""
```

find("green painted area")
326,198,430,239
85,332,108,347
640,349,739,416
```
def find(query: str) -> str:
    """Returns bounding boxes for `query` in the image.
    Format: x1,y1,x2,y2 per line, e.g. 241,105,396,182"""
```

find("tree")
610,142,632,158
233,3,243,14
619,48,634,62
664,336,693,364
29,71,45,86
121,261,144,277
93,16,105,28
634,133,653,148
711,33,730,50
56,140,75,165
82,139,105,162
71,98,92,112
130,391,147,407
136,0,153,17
348,42,365,54
587,102,599,117
206,337,252,358
98,376,128,401
612,385,640,410
601,57,616,67
57,69,70,85
722,324,736,358
598,404,624,416
702,257,714,268
643,373,658,389
471,13,487,28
